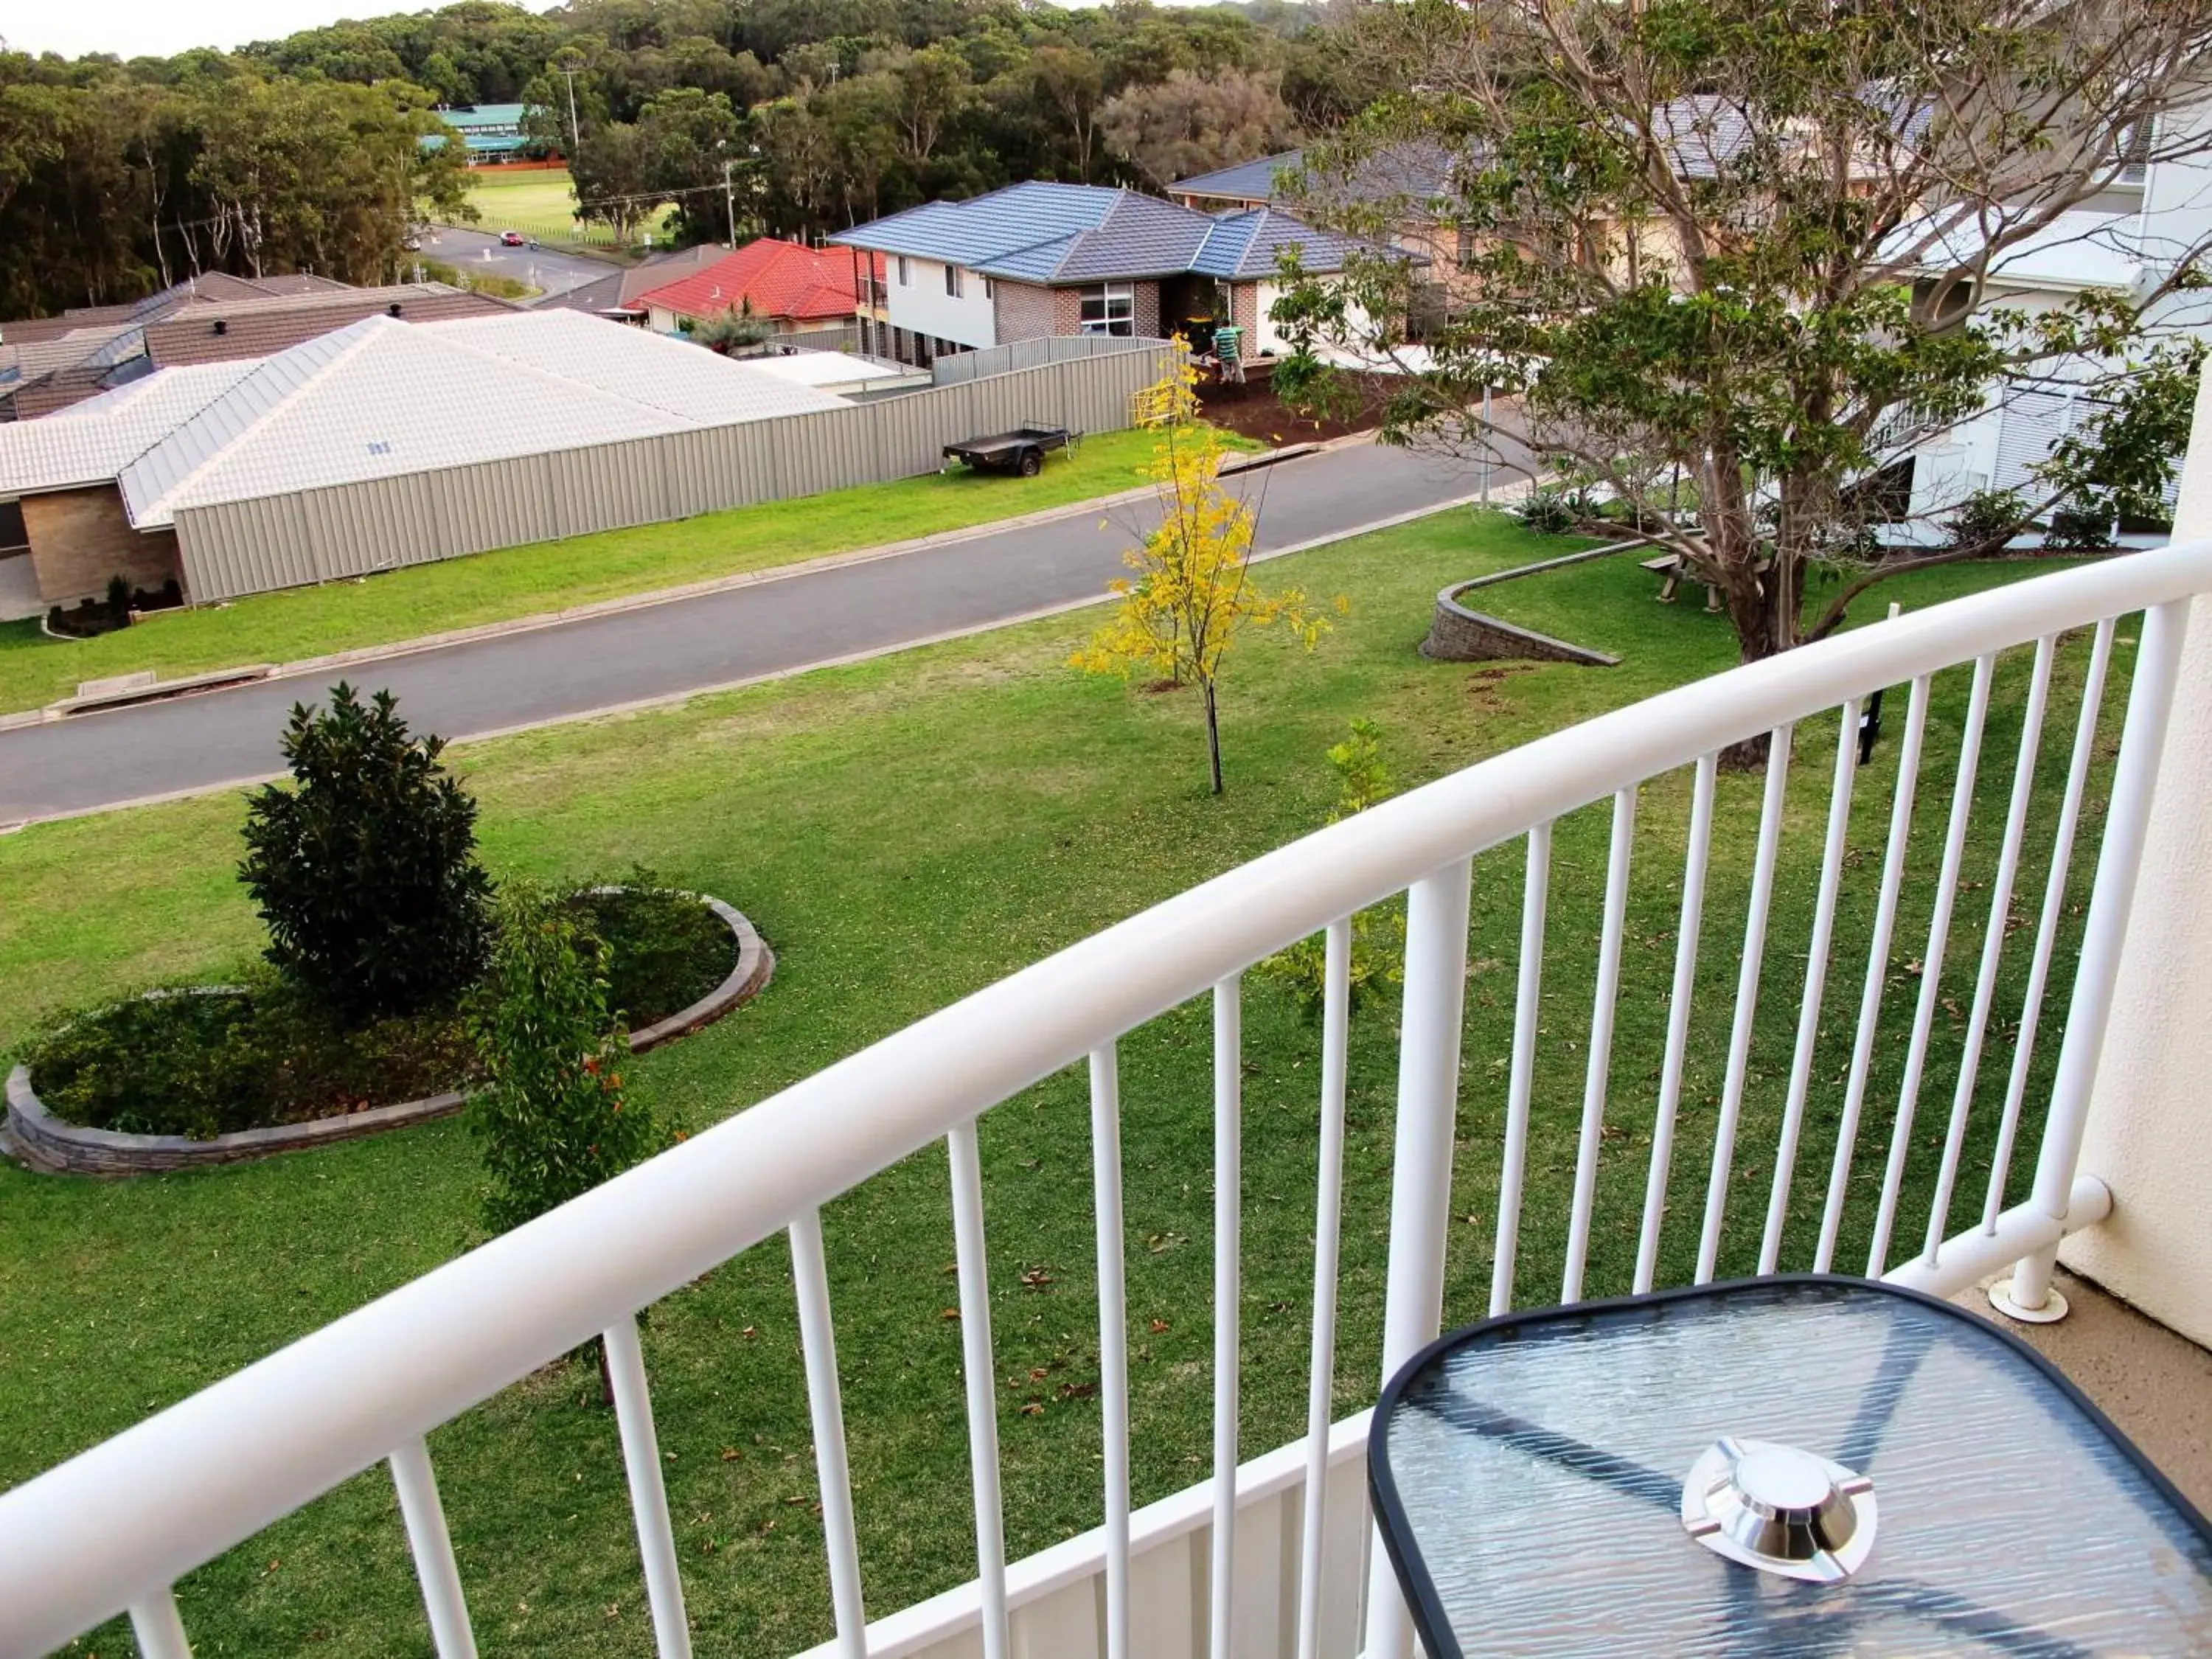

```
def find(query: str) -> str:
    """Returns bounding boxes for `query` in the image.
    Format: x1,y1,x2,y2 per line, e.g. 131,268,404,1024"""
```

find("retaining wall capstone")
4,897,772,1178
1419,540,1639,667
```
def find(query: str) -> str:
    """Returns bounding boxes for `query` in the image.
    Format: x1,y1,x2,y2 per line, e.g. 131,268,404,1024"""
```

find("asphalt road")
412,226,613,299
0,440,1482,824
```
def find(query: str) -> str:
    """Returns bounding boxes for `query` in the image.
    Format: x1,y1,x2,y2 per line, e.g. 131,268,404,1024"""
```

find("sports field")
456,166,679,249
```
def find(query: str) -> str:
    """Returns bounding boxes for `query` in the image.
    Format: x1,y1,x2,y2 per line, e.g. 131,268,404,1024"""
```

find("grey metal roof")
118,310,844,526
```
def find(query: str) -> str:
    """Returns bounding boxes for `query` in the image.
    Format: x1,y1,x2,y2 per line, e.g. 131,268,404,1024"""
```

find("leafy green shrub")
21,888,728,1141
1945,488,2029,552
240,684,493,1023
24,980,476,1139
2045,498,2118,552
469,886,659,1234
566,872,733,1026
1514,490,1579,535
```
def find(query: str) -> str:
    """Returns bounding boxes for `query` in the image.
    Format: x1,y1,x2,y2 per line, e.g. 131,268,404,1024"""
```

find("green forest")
0,0,1365,317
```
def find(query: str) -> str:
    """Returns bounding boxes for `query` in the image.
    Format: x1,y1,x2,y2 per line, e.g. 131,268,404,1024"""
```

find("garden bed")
6,889,772,1175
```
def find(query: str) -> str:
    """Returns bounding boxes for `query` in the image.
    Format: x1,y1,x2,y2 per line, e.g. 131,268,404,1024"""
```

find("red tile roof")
633,239,882,324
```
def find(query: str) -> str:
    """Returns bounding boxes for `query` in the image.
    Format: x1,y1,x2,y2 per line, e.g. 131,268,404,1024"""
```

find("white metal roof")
0,361,265,499
119,311,844,526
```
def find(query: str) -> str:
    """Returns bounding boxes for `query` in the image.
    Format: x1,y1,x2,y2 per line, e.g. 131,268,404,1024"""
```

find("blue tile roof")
1173,151,1306,202
832,182,1386,285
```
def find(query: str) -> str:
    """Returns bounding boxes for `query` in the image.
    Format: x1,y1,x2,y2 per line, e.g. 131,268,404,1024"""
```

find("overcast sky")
1,1,563,61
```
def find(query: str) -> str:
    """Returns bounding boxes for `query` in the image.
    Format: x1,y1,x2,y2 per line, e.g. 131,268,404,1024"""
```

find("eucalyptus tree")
1277,0,2212,692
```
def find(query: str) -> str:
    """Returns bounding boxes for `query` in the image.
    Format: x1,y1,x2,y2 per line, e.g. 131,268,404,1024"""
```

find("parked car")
499,230,526,248
400,235,422,252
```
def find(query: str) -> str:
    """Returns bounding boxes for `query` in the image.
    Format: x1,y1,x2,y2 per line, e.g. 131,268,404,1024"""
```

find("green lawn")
0,427,1206,718
0,517,2119,1657
448,166,678,249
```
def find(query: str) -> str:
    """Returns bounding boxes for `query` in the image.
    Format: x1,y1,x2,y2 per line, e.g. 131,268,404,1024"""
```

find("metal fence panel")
175,340,1180,603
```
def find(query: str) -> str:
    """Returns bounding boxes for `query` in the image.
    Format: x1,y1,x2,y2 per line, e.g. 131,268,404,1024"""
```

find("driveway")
412,226,614,299
0,441,1485,824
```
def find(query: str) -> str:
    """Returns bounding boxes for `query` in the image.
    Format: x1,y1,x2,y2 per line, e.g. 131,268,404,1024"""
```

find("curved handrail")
5,540,2209,1655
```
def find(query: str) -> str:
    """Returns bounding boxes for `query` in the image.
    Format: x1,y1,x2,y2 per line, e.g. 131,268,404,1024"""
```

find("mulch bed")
1198,361,1389,448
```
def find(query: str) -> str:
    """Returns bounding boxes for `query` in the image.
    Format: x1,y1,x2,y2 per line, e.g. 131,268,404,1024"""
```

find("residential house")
1895,105,2212,534
0,310,842,608
533,243,730,323
633,237,880,340
828,182,1393,366
1174,142,1468,321
0,273,352,420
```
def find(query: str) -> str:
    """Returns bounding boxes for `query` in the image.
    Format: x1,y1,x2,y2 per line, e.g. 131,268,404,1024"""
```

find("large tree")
1278,0,2212,698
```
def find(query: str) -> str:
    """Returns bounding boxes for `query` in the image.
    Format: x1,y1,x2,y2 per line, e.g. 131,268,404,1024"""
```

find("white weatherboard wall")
2063,358,2212,1346
886,257,998,349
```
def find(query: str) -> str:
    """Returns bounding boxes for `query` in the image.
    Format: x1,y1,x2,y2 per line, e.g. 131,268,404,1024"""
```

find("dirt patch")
1198,362,1388,448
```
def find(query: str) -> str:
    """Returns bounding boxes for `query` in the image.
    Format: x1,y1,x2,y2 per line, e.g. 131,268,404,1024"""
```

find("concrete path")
0,440,1481,826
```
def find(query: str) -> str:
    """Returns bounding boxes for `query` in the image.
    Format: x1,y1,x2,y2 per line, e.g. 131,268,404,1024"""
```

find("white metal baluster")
1984,619,2116,1231
1210,976,1242,1659
946,1120,1010,1659
604,1314,692,1659
1759,706,1860,1274
1815,675,1932,1272
1362,861,1474,1659
390,1436,477,1659
788,1209,867,1658
1492,824,1553,1315
1564,796,1633,1303
1636,754,1717,1293
1089,1044,1133,1659
1295,919,1352,1659
1921,639,2055,1267
2006,597,2194,1313
1865,655,1995,1276
1695,725,1793,1284
130,1590,192,1659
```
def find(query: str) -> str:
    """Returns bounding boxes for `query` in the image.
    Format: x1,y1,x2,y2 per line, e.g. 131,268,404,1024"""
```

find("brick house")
827,182,1396,366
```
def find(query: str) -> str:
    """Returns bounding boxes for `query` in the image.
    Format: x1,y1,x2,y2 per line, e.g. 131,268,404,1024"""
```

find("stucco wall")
22,487,182,606
883,255,998,349
2061,360,2212,1347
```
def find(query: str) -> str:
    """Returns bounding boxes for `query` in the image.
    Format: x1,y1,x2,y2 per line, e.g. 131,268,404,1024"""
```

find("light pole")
557,63,582,157
723,159,739,248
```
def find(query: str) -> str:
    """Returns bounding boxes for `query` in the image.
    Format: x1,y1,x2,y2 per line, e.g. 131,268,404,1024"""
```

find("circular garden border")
4,896,773,1177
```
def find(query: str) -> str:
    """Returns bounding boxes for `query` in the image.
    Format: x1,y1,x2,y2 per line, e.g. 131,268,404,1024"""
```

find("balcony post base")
1988,1277,2071,1324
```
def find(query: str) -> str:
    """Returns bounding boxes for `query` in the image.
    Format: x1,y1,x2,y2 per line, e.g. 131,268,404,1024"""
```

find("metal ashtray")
1681,1435,1877,1584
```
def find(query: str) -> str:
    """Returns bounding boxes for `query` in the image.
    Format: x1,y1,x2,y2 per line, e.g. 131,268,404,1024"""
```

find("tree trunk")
1203,678,1224,796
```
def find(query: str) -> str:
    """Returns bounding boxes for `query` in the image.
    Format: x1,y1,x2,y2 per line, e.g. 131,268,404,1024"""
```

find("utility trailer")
942,424,1076,477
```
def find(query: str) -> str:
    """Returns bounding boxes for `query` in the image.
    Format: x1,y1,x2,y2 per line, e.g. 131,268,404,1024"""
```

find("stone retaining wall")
1419,540,1638,668
5,897,772,1178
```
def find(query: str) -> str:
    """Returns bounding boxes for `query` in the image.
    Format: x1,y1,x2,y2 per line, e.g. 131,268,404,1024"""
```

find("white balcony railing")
3,538,2209,1659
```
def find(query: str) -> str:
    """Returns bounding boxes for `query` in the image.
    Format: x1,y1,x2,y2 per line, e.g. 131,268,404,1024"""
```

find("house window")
946,265,963,298
1455,226,1479,270
1079,282,1134,337
984,277,995,300
897,256,911,286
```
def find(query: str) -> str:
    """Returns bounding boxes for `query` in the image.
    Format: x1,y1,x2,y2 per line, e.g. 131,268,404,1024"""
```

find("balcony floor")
1963,1270,2212,1513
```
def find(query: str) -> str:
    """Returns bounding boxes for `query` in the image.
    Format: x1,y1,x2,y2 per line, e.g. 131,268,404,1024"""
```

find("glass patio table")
1368,1276,2212,1657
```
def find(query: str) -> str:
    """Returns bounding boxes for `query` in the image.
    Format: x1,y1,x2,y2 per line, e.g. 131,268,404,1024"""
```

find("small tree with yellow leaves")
1072,372,1339,794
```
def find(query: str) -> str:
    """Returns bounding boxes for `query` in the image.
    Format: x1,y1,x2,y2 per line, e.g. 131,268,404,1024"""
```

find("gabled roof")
114,310,844,526
1178,144,1461,214
636,238,880,322
0,361,265,498
832,182,1383,284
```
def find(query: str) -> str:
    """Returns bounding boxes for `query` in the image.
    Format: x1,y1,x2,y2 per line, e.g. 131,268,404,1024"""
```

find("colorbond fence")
173,338,1177,603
